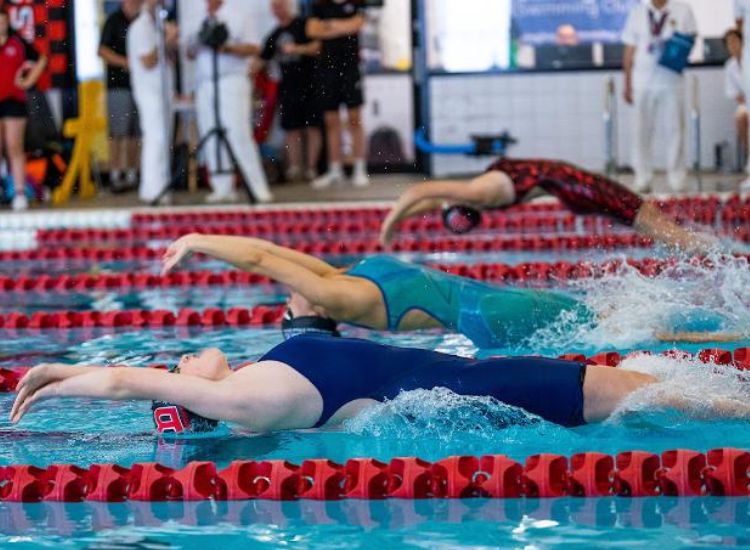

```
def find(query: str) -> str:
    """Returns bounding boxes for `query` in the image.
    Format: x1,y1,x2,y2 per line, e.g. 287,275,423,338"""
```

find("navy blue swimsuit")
260,335,587,428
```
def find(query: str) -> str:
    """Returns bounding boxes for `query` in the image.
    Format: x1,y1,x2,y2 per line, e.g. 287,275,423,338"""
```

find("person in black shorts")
307,0,369,188
259,0,322,183
99,0,142,192
0,7,47,211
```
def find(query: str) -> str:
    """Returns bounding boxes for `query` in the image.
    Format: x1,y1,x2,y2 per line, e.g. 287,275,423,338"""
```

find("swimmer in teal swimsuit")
161,234,740,348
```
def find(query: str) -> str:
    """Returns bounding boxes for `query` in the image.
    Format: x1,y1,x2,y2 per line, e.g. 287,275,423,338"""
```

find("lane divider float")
0,448,748,502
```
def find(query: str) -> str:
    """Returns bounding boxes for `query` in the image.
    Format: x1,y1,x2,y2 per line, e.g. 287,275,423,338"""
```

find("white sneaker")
740,178,750,192
11,195,28,211
311,171,344,190
633,178,652,194
304,169,318,182
205,190,239,204
285,167,302,182
352,170,370,188
157,193,173,206
668,175,688,193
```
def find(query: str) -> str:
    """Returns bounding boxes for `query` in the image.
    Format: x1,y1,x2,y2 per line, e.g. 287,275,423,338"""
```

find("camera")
199,18,229,49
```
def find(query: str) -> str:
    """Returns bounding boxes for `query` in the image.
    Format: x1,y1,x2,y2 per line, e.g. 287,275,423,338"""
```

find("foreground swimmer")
380,158,718,254
10,335,750,432
162,234,737,348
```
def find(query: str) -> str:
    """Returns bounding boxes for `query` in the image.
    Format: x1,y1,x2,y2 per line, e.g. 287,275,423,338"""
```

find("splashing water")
525,253,750,352
344,387,559,442
612,352,750,423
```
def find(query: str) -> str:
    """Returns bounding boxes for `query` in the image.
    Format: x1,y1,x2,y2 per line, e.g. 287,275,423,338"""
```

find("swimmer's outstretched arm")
163,234,372,320
633,202,721,255
163,234,336,277
380,173,508,246
9,364,255,426
655,331,743,343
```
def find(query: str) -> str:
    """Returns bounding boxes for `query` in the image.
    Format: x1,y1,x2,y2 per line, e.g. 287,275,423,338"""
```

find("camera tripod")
152,35,258,206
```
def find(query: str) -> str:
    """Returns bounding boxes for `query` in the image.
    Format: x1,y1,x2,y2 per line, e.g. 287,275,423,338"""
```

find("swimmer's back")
260,334,587,427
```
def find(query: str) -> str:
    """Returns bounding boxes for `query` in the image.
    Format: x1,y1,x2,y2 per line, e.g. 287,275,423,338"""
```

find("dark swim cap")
442,205,482,234
281,308,341,340
151,367,219,435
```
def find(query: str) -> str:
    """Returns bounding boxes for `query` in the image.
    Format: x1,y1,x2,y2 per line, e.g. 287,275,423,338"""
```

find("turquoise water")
2,246,750,547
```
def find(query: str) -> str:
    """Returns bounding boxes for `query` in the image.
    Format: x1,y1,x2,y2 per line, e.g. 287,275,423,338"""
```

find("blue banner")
512,0,640,45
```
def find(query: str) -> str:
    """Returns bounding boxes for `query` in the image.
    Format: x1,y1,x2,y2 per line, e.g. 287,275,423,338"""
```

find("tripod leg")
219,131,257,204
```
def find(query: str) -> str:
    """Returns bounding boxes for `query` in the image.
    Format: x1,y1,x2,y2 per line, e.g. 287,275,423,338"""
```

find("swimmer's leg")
633,202,720,255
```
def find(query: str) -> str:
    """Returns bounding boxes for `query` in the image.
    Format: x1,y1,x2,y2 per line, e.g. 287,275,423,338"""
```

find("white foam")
612,352,750,422
343,387,556,441
526,252,750,351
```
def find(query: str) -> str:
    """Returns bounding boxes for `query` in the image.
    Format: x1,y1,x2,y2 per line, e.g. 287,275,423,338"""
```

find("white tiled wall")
428,67,736,177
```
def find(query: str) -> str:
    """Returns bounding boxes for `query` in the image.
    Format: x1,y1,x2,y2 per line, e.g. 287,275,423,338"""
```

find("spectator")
307,0,369,189
99,0,143,193
0,7,47,211
259,0,322,183
556,24,580,46
724,29,749,176
127,0,178,204
188,0,273,204
623,0,697,193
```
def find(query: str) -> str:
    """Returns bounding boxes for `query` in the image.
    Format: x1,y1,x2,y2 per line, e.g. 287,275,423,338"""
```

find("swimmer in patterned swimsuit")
380,158,718,254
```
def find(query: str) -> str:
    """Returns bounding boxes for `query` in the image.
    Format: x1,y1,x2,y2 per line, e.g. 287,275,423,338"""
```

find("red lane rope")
0,448,747,501
0,233,656,265
0,305,285,331
127,194,745,225
0,256,743,294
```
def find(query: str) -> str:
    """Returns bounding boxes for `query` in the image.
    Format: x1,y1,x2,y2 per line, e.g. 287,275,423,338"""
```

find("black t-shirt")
99,8,135,89
261,17,317,91
311,0,362,69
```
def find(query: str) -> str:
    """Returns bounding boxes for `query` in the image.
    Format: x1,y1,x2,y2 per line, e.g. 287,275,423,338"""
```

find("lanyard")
648,9,669,39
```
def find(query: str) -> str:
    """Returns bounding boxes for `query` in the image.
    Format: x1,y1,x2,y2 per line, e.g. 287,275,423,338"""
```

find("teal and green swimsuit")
346,256,593,348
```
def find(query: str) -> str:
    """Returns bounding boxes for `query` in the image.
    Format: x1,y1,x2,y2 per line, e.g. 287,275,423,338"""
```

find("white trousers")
134,91,172,202
196,74,271,201
632,84,687,191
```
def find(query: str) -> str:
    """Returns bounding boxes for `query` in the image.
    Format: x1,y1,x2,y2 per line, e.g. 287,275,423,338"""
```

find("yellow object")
52,80,107,204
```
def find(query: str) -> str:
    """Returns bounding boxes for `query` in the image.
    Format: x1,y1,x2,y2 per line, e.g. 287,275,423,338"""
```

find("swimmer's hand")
10,364,67,423
379,212,397,247
162,234,200,275
656,331,743,343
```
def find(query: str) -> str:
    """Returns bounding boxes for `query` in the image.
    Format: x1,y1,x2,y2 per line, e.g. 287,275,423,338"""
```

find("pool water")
2,216,750,548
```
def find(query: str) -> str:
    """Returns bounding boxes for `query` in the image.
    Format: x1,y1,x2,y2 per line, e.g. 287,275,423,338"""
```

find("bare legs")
312,106,368,188
285,127,322,181
2,117,28,210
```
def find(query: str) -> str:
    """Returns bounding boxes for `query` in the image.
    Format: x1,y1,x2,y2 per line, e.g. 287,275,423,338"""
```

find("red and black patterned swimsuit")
487,158,644,226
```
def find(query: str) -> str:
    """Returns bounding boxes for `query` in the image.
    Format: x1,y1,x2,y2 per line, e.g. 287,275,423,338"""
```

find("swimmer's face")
178,348,231,380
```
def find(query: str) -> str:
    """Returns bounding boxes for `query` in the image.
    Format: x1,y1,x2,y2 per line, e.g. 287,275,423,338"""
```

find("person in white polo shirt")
735,0,750,189
724,29,749,176
622,0,697,193
187,0,273,204
127,0,178,204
